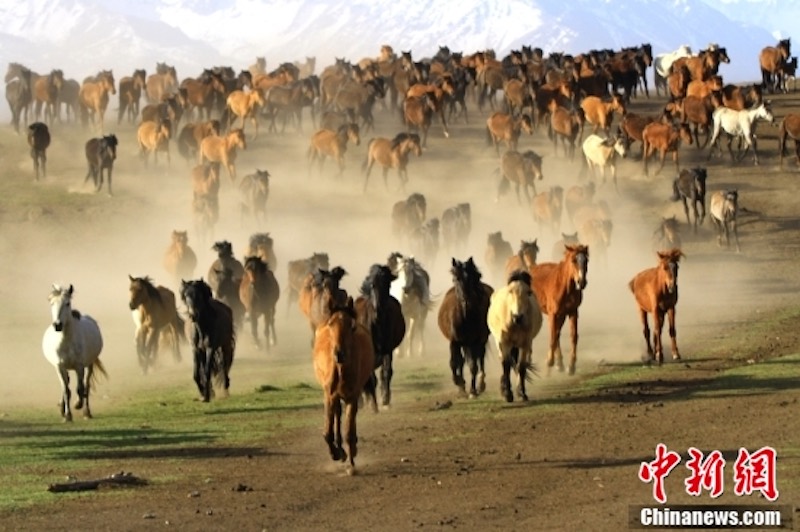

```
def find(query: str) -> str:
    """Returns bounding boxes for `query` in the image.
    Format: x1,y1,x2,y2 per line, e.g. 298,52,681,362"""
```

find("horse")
441,203,472,256
504,239,539,279
225,89,265,138
487,270,543,402
629,249,684,365
391,192,427,241
146,65,178,104
495,150,543,203
362,132,422,192
548,101,584,160
760,39,791,93
308,123,361,177
117,69,146,123
313,296,375,474
403,94,436,147
238,169,271,225
299,266,348,343
137,118,172,167
778,113,800,167
210,267,245,332
389,254,432,359
355,264,406,410
530,244,589,375
485,231,514,286
709,190,741,252
178,120,221,164
207,241,245,297
708,102,774,166
550,232,580,261
79,70,116,132
409,218,440,268
531,186,564,236
642,121,693,176
43,284,106,421
486,112,533,155
671,167,707,233
245,233,278,271
199,129,247,182
127,275,186,374
162,230,198,285
181,69,226,121
437,257,493,398
581,134,628,189
191,164,221,244
653,45,692,97
263,78,317,133
27,122,51,180
238,256,280,352
33,69,64,124
84,135,118,195
580,94,626,136
180,279,236,402
286,252,330,314
653,216,682,251
564,182,596,226
5,65,32,133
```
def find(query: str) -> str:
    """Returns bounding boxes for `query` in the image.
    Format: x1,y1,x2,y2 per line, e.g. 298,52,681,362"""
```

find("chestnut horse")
199,129,247,182
239,255,280,352
128,275,186,374
308,123,361,177
530,244,589,375
313,296,375,474
362,132,422,192
438,257,493,398
79,70,116,132
629,249,684,365
486,112,533,155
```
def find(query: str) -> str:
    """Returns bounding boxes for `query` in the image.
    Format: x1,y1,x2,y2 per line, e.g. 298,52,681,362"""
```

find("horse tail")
91,358,108,383
670,178,681,202
485,124,493,146
627,278,636,293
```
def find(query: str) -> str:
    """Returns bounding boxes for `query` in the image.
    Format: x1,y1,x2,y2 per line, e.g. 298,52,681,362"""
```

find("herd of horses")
19,35,799,471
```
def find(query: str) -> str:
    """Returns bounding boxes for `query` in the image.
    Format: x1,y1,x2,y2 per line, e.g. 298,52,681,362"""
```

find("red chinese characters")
733,446,779,501
639,443,682,504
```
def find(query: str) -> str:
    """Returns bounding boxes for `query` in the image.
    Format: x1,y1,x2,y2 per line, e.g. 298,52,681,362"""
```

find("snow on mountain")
0,0,790,89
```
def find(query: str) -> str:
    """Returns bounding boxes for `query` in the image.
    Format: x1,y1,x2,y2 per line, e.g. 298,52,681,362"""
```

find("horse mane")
213,240,234,258
359,264,393,297
71,309,82,320
244,255,268,273
507,270,532,286
390,132,412,148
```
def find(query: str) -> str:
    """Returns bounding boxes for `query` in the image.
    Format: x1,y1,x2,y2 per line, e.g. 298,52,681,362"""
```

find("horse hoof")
504,393,514,403
346,465,356,476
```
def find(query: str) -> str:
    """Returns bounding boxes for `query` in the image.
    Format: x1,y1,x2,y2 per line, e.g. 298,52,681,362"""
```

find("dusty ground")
1,78,800,531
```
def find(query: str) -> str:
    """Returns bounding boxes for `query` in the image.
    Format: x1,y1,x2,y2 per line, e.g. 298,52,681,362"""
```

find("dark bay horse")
355,264,406,410
629,249,684,365
670,167,707,233
437,257,493,398
180,279,235,402
84,134,118,195
239,256,280,352
530,244,589,375
207,241,245,297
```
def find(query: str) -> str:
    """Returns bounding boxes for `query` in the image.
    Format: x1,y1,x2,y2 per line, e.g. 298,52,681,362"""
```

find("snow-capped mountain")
0,0,790,90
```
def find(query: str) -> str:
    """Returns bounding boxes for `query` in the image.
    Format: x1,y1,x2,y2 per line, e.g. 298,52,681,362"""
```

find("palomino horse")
530,244,589,375
363,132,423,192
180,279,235,402
389,254,432,359
191,164,221,244
118,69,146,123
239,170,271,225
226,89,265,138
671,167,707,232
356,264,406,410
308,123,361,177
708,102,774,165
760,38,791,93
79,70,116,132
487,270,543,402
239,256,280,352
299,266,348,343
495,149,544,203
43,284,106,421
84,134,118,195
438,257,493,398
128,275,186,374
504,239,539,279
313,296,375,474
137,118,172,167
629,249,684,365
286,252,330,314
27,122,51,180
200,129,247,182
709,190,741,252
484,231,514,286
162,230,198,285
778,113,800,167
486,112,533,155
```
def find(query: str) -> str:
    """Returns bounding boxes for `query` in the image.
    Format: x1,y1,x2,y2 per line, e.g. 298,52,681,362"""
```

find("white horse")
389,254,433,358
581,134,628,190
709,190,741,252
708,102,774,165
653,45,692,97
42,284,105,421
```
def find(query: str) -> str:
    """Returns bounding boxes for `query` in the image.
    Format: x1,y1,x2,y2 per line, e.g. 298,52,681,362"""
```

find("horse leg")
250,310,260,349
567,311,579,376
333,399,345,461
516,347,531,401
667,307,680,361
499,343,514,402
82,366,94,418
653,309,665,365
56,366,72,422
639,308,654,362
449,341,466,396
262,312,271,353
323,395,342,461
344,400,359,472
546,313,566,374
731,218,741,253
203,347,214,402
681,198,692,228
379,353,393,407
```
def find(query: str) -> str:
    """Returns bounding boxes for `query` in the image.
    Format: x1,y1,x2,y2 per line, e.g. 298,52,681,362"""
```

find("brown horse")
299,266,348,343
504,239,539,279
181,69,226,121
671,167,707,232
653,216,682,252
207,241,245,297
226,89,265,138
177,120,220,164
778,113,800,167
128,275,186,374
362,132,422,192
117,69,146,124
239,256,280,352
403,94,436,147
238,170,271,225
549,101,584,160
629,249,684,365
27,122,51,181
564,182,596,226
191,164,221,244
484,231,514,286
760,38,791,93
137,118,172,167
199,129,247,182
245,233,278,271
391,192,427,241
580,93,626,136
642,121,693,176
79,70,116,132
308,123,361,177
531,186,564,236
286,252,330,314
437,257,494,398
496,149,543,203
33,69,64,124
163,230,198,285
313,296,375,474
530,244,589,375
146,64,178,103
486,112,533,155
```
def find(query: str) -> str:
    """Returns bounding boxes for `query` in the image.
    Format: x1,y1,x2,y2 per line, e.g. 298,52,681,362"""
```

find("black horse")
27,122,51,180
84,134,118,195
671,167,707,233
355,264,406,410
437,257,493,398
180,279,235,402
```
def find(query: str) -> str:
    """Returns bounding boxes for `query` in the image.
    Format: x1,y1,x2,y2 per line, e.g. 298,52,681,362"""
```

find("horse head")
518,239,539,268
657,249,684,294
564,245,589,290
505,270,534,325
181,279,213,320
49,284,74,332
212,240,234,259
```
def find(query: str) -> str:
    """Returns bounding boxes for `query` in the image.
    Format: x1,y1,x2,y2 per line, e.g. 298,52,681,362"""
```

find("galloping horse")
484,231,514,286
207,241,245,296
629,249,684,365
43,284,106,421
486,112,533,155
286,252,330,314
389,254,432,359
437,257,494,398
191,164,221,244
708,102,774,165
226,88,265,138
245,232,278,271
239,170,271,225
128,275,186,374
495,149,544,203
441,203,472,257
530,244,589,375
79,70,116,132
355,264,406,409
239,256,280,352
653,216,682,252
487,270,543,402
162,230,198,285
146,64,178,103
199,129,247,182
709,190,741,252
391,192,427,241
671,167,707,232
362,132,422,192
84,135,118,195
504,239,539,279
137,118,172,167
308,123,361,177
299,266,348,343
313,296,375,474
180,279,235,402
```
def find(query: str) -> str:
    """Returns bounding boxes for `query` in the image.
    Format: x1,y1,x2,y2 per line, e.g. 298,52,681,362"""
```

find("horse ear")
451,257,457,267
128,274,134,281
68,285,74,295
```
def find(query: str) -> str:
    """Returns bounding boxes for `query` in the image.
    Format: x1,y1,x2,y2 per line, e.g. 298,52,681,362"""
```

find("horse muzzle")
128,301,137,310
52,321,63,332
512,313,525,326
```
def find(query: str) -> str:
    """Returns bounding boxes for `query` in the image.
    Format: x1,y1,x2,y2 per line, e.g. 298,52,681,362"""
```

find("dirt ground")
1,78,800,531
